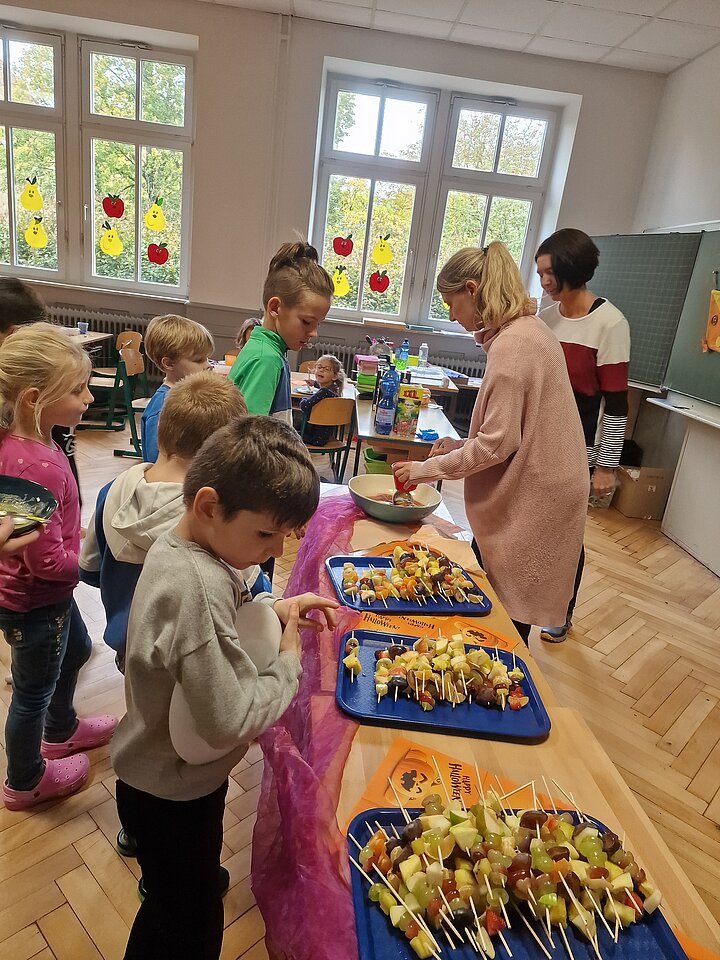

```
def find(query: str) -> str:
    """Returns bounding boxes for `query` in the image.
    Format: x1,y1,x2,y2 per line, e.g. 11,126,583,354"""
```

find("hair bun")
268,240,320,274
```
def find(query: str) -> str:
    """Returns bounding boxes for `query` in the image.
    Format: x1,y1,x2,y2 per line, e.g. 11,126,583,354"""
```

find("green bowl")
348,474,441,523
0,475,58,538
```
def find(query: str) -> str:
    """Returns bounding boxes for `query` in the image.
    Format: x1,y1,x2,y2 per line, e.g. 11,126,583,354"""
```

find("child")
0,277,82,497
299,353,346,447
0,324,117,811
234,317,261,352
0,516,39,557
111,416,338,960
228,241,333,423
141,314,214,463
80,371,258,673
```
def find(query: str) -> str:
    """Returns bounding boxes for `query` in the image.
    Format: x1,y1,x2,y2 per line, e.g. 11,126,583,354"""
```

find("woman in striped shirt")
536,228,631,642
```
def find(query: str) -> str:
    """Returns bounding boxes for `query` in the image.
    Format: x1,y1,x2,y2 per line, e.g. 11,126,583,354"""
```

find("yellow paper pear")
371,234,393,266
20,177,43,212
24,216,48,249
332,265,350,298
99,221,123,257
144,196,166,232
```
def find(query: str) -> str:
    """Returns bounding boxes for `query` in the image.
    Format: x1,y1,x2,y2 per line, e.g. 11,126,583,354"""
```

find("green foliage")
92,53,136,119
13,128,57,270
452,110,501,171
8,41,54,108
141,61,186,126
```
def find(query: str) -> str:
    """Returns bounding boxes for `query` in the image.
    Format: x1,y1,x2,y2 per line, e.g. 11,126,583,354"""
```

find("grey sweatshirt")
110,530,301,801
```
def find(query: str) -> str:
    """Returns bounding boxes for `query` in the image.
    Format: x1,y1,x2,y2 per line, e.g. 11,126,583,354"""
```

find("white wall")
9,0,665,317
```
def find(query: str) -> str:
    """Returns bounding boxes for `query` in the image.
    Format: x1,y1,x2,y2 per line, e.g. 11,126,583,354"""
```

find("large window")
81,42,192,293
0,28,192,296
313,77,556,327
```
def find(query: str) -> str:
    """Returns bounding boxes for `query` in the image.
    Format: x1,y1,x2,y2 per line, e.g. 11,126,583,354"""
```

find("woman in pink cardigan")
393,242,589,643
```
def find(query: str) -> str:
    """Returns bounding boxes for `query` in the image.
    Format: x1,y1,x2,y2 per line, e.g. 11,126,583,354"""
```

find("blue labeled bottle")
374,364,400,436
396,337,410,372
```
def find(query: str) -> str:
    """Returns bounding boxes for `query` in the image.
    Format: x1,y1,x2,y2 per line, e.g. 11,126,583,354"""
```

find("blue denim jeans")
0,599,92,790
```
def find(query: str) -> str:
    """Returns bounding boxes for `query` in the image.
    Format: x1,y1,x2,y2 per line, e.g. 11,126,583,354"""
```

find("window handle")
83,204,88,222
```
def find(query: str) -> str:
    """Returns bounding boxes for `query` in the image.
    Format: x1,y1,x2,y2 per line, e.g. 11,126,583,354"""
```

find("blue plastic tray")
336,631,551,744
348,807,688,960
325,555,492,617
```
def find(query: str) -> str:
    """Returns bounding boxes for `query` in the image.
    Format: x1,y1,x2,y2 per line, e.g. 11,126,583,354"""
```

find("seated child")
299,353,346,447
235,317,261,352
80,372,268,672
141,314,214,462
111,416,338,960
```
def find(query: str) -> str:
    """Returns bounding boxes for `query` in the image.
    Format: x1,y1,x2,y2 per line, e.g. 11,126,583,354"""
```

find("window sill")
27,277,188,306
323,314,474,342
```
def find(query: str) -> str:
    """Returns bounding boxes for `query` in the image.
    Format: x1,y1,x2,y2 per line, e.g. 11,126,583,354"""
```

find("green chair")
299,397,356,484
83,345,149,458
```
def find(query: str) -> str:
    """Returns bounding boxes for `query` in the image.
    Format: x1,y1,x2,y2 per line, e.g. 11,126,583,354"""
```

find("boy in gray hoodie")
110,416,337,960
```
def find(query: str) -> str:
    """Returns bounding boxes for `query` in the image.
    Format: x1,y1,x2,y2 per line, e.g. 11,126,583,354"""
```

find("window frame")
80,39,193,296
0,29,65,280
314,75,559,330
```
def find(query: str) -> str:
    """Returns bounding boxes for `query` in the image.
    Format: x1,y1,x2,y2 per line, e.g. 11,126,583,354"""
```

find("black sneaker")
138,866,231,903
117,828,138,858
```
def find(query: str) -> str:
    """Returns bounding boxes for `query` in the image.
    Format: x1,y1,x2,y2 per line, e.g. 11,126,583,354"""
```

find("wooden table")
61,328,114,349
291,372,357,401
352,397,460,479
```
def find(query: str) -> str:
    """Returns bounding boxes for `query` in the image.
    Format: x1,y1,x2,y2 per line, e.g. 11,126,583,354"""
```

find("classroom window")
0,31,62,277
82,42,191,293
314,76,555,328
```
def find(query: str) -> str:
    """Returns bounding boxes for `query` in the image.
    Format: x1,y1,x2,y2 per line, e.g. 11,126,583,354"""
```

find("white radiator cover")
306,340,485,380
46,304,151,338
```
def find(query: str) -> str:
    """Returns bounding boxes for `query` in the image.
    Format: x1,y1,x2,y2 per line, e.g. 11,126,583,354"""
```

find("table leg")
353,437,362,477
447,392,458,422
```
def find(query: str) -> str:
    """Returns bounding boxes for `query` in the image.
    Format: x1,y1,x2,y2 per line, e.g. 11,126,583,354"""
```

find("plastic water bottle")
396,338,410,372
418,342,429,367
374,364,400,436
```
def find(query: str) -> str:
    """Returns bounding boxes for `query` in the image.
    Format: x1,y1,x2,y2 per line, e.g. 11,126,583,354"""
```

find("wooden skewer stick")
494,777,510,816
368,862,442,953
439,908,466,945
607,894,621,943
511,904,552,960
551,778,583,817
499,896,512,930
558,922,576,960
498,929,513,957
465,928,483,956
585,887,615,941
348,832,363,852
387,777,412,824
442,925,456,951
532,780,538,811
499,781,534,803
431,754,452,806
437,891,465,942
542,775,559,815
558,875,600,955
474,761,487,807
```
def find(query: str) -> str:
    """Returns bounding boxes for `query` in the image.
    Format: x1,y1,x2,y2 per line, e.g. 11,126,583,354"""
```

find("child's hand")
279,602,300,657
274,593,339,633
0,517,39,557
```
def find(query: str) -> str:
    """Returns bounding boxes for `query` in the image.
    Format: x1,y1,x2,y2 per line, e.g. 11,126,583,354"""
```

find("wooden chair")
92,330,144,379
299,397,356,484
81,345,149,459
298,360,316,374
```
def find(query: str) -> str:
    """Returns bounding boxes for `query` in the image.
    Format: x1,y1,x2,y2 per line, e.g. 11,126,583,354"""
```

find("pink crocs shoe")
3,754,90,811
41,715,118,760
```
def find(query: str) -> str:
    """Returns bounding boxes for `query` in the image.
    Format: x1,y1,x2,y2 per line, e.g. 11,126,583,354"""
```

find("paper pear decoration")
99,221,123,257
371,234,392,265
20,177,43,212
144,196,165,232
24,216,48,249
332,265,350,298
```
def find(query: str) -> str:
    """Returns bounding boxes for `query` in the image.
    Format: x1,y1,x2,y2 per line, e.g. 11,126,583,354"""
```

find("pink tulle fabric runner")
252,493,364,960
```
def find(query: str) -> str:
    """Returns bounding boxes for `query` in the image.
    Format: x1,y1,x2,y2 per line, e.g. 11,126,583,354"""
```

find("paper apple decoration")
369,269,389,293
148,242,169,265
102,194,124,218
332,234,353,257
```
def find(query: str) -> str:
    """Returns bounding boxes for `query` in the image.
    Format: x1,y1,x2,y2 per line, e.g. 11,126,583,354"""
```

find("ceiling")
198,0,720,73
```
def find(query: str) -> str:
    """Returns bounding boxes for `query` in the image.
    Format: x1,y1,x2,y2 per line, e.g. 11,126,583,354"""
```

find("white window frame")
313,75,559,330
80,39,193,296
0,28,65,280
313,75,437,322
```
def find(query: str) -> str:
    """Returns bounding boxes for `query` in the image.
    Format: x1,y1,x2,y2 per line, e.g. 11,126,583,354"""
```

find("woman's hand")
0,517,39,557
428,436,464,458
392,460,416,490
591,466,617,498
274,593,339,633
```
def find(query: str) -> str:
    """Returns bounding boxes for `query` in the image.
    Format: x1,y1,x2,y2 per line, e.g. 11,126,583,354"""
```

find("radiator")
46,304,153,368
304,342,486,380
431,352,485,379
306,339,364,376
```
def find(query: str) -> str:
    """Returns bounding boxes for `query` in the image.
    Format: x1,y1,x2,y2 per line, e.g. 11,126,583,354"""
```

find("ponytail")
263,240,333,308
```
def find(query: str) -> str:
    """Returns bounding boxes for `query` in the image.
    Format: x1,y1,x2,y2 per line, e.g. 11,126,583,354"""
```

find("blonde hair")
144,314,214,371
0,322,91,437
235,317,261,351
262,241,333,309
157,371,248,461
437,241,534,330
316,354,346,394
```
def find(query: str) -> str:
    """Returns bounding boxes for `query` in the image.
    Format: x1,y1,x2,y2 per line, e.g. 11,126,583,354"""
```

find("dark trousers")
566,546,585,624
116,778,228,960
51,426,81,507
470,540,531,645
0,600,92,789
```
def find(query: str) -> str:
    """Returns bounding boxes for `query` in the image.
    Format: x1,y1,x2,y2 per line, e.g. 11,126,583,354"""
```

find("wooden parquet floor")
0,427,719,958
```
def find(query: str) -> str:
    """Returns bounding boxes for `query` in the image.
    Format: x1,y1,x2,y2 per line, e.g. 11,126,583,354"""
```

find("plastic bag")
252,493,365,960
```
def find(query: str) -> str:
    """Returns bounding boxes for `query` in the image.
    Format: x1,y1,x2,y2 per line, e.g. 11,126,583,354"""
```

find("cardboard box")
612,466,673,521
392,383,423,438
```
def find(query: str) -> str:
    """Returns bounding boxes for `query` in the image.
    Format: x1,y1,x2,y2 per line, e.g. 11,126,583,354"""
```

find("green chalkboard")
591,233,701,387
664,231,720,406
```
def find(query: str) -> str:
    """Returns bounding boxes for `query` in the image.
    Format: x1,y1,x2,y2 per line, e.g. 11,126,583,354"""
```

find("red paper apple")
148,242,169,265
369,269,389,293
102,194,124,218
332,234,353,257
